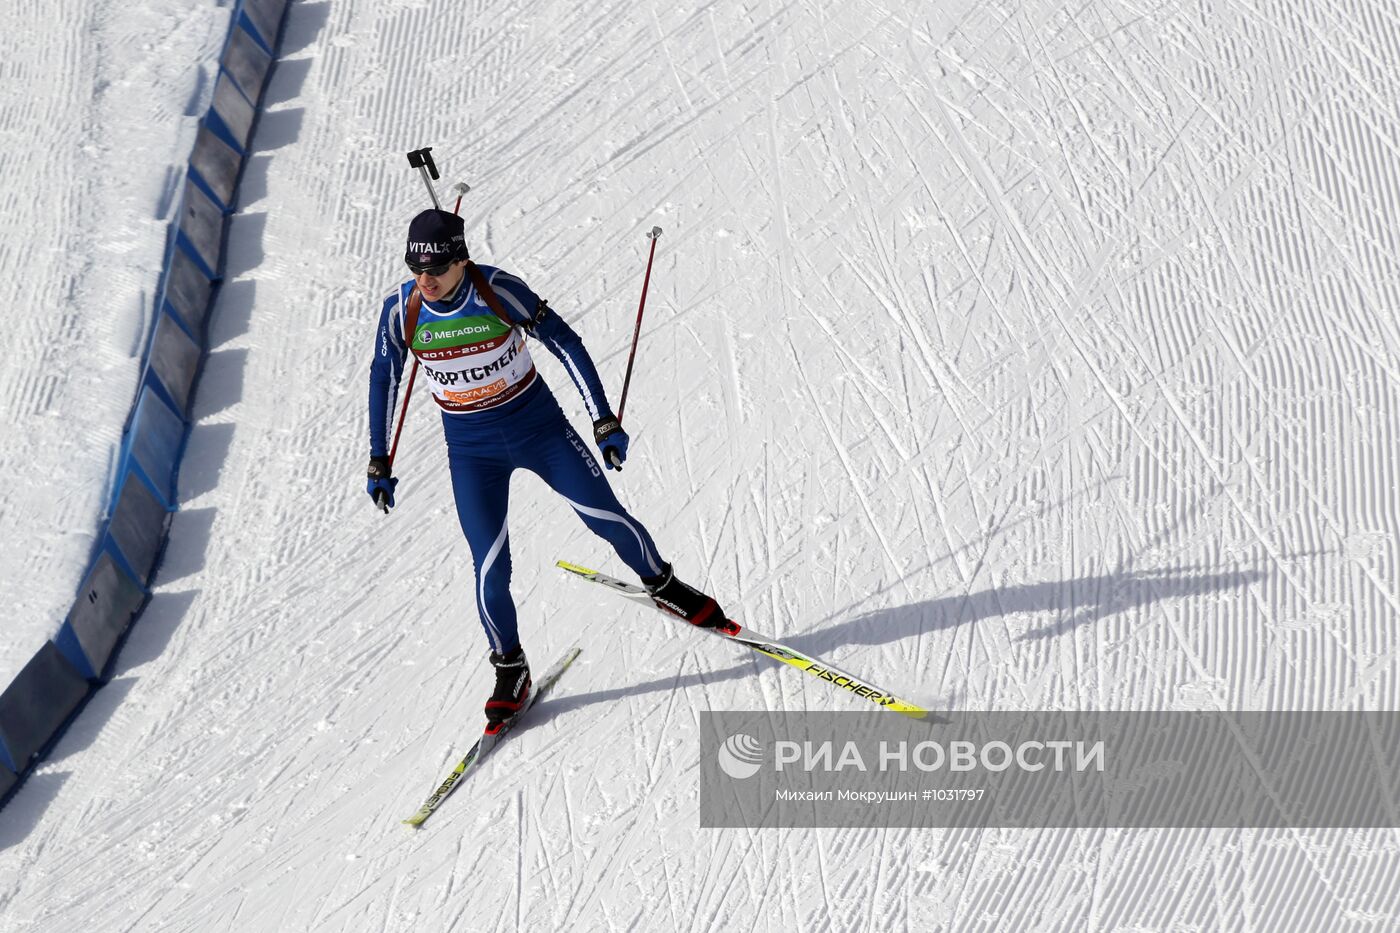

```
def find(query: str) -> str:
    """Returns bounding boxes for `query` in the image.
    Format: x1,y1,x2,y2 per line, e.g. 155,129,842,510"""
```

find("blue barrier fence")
0,0,290,800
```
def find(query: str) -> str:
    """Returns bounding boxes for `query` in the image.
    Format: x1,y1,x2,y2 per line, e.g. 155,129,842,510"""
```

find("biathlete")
366,209,727,728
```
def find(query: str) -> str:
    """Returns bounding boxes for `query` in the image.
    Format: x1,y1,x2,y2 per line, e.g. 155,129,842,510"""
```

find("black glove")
592,415,629,470
367,456,398,513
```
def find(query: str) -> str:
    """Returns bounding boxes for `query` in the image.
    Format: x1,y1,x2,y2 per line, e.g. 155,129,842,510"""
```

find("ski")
556,561,927,720
402,646,582,827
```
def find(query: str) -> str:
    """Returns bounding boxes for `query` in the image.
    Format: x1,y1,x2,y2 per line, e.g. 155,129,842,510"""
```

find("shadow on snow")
543,565,1266,718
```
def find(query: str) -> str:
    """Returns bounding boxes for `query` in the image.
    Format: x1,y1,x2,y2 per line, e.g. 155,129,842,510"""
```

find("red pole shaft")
387,357,419,469
618,230,660,422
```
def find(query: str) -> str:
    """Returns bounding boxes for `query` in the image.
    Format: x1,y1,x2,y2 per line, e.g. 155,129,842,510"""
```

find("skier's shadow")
539,565,1266,717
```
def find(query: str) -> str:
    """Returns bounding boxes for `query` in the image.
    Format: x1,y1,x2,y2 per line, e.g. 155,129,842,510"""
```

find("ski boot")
485,646,531,733
642,563,730,630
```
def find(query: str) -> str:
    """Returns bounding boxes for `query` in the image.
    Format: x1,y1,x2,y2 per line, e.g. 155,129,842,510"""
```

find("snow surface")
0,0,230,687
4,0,1400,930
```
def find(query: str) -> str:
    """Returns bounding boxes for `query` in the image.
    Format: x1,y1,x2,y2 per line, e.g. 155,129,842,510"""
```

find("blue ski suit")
367,265,664,653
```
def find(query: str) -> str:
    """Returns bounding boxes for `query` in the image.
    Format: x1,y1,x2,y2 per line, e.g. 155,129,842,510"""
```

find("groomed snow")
2,0,1398,930
0,0,229,687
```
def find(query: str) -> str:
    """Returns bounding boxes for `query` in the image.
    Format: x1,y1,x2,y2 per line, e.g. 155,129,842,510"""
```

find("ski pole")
387,148,440,472
616,226,662,426
385,358,419,466
379,149,464,512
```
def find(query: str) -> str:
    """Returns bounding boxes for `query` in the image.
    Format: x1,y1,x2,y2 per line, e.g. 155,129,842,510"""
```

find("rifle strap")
466,261,517,328
403,287,423,348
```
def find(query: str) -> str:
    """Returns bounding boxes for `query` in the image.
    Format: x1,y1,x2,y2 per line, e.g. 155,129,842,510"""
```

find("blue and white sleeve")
367,290,409,458
488,269,614,422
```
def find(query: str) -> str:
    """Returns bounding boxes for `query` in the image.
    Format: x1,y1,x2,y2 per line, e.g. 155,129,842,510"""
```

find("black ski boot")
642,563,728,629
485,646,531,731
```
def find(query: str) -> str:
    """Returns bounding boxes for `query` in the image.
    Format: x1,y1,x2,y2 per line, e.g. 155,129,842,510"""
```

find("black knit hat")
404,209,468,268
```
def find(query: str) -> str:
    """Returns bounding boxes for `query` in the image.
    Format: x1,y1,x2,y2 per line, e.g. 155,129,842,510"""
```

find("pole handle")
406,147,439,178
407,148,441,208
451,181,471,214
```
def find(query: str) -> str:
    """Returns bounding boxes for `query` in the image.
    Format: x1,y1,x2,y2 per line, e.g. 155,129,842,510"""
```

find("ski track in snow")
3,0,1399,930
0,0,229,687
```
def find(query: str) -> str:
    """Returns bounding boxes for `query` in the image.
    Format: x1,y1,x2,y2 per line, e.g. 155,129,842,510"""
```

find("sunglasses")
407,259,455,277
